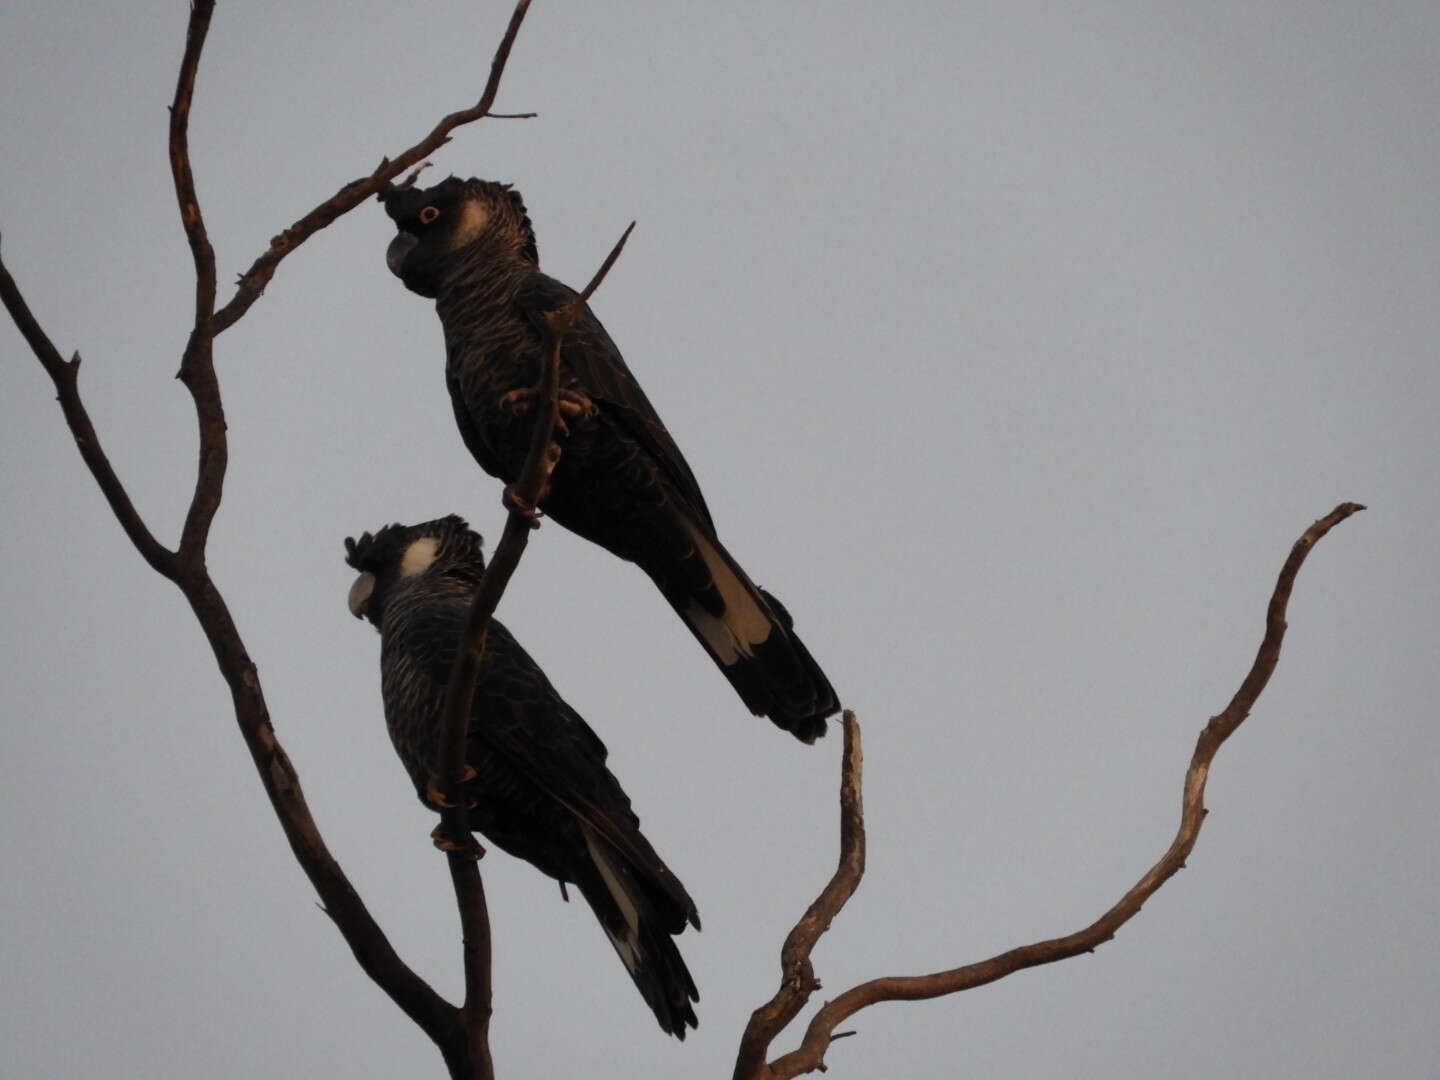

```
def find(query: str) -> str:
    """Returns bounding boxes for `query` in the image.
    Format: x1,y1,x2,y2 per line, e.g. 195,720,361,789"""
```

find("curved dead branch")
734,711,864,1080
741,502,1364,1080
0,256,176,578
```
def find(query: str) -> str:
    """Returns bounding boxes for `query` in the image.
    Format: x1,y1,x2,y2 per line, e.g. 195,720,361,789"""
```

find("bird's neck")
434,242,531,324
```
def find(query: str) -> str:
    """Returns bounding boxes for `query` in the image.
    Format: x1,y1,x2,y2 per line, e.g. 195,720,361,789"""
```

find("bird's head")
343,514,486,628
380,176,538,297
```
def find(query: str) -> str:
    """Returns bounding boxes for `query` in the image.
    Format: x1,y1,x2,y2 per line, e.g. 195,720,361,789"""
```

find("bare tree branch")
167,0,225,563
0,251,176,577
4,3,540,1077
749,502,1365,1080
734,711,865,1080
446,847,497,1080
168,2,218,330
209,0,536,335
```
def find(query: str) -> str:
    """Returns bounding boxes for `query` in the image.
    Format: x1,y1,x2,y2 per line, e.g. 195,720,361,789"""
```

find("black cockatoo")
381,177,839,742
345,514,699,1038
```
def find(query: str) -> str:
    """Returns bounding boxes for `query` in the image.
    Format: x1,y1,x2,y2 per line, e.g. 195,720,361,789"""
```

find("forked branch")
2,3,539,1078
739,502,1365,1080
734,711,865,1080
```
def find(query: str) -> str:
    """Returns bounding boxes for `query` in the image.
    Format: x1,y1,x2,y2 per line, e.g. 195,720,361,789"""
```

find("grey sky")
2,2,1436,1077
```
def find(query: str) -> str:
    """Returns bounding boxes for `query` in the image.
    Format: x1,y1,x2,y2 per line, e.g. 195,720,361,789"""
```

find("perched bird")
381,177,840,742
345,514,699,1038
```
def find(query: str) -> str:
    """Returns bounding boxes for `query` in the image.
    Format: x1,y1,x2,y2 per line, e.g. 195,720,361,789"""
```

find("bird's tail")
577,825,700,1039
657,516,840,742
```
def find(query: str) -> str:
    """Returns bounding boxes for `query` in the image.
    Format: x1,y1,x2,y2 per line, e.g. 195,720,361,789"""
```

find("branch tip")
400,161,434,190
578,221,636,304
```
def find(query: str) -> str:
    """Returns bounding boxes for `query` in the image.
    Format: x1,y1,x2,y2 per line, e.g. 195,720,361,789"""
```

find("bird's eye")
418,205,441,225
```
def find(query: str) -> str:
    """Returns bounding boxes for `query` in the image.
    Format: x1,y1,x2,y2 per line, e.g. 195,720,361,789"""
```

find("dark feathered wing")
389,597,699,1036
508,276,840,741
516,273,713,526
446,368,509,481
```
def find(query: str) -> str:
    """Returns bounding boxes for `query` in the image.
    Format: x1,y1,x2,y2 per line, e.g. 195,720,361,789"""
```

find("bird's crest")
344,515,484,574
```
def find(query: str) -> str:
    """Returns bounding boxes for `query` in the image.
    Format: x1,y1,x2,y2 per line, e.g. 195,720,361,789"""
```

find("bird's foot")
502,484,545,528
431,822,485,858
498,386,596,435
424,764,478,810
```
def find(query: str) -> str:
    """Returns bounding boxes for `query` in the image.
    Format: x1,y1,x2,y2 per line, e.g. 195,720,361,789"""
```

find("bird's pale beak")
348,572,376,618
386,232,418,277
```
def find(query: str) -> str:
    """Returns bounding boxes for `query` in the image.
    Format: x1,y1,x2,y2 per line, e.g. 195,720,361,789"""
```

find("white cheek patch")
399,537,440,577
448,199,491,250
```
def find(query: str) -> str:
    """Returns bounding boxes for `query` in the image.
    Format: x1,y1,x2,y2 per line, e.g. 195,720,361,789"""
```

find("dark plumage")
380,177,840,742
345,515,699,1038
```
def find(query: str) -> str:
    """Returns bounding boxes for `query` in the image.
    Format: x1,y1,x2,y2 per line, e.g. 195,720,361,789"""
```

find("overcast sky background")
2,3,1436,1077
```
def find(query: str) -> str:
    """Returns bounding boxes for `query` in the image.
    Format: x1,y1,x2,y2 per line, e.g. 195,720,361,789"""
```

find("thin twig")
168,0,218,340
209,0,535,334
166,0,226,564
0,248,176,578
447,848,496,1080
753,503,1364,1080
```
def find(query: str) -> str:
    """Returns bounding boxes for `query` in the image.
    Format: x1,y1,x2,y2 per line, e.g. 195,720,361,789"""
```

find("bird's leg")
498,385,596,435
425,764,479,810
501,440,563,527
427,765,483,855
